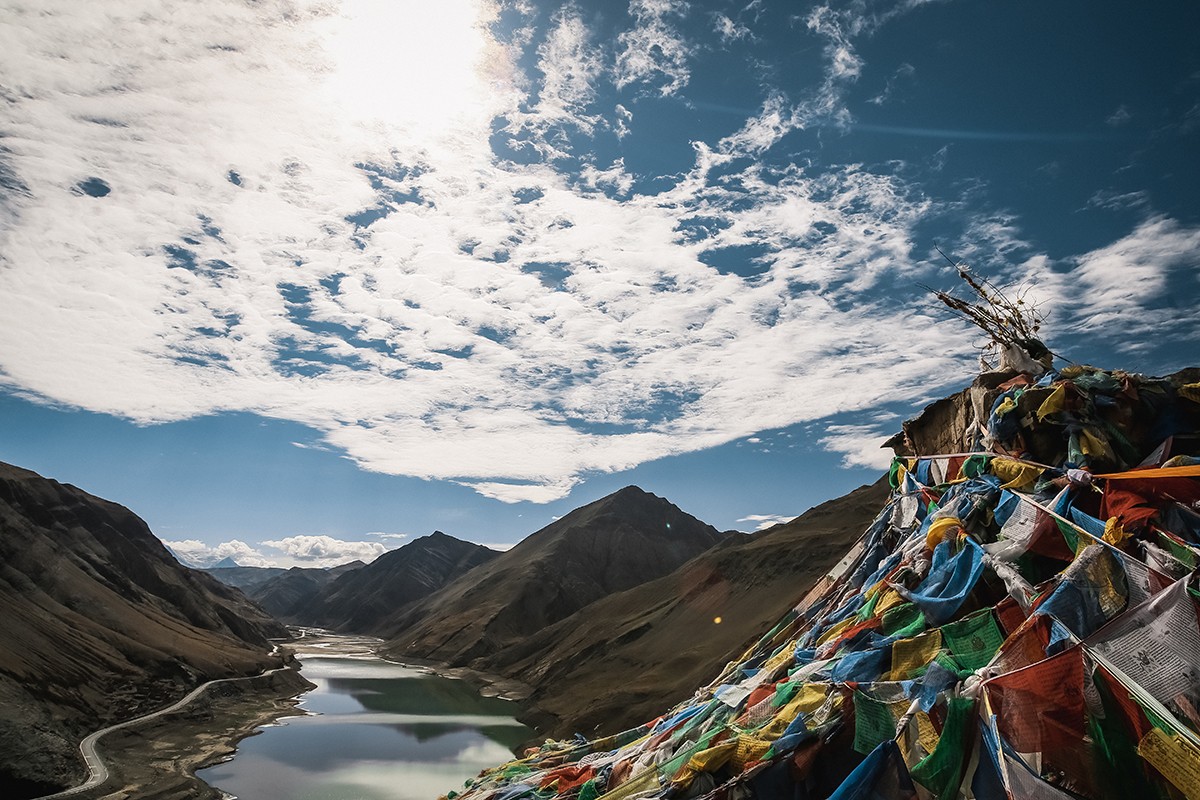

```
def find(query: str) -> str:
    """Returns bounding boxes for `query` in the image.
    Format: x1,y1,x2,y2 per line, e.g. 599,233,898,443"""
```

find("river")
197,633,531,800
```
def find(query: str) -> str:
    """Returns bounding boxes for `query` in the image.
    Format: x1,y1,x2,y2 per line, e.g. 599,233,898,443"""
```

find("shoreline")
289,628,549,751
390,655,534,704
290,627,534,704
42,663,313,800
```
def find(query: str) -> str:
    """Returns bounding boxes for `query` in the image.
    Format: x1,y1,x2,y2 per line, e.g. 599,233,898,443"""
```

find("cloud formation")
164,538,278,568
818,423,896,470
261,534,387,564
736,513,795,531
163,534,389,568
614,0,694,95
0,0,974,504
1,0,1195,507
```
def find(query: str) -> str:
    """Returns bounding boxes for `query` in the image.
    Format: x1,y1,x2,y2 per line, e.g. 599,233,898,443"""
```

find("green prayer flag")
942,609,1004,672
911,696,975,799
853,690,896,755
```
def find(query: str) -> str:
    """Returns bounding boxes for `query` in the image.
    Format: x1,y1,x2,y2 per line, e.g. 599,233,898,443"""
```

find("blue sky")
1,0,1197,566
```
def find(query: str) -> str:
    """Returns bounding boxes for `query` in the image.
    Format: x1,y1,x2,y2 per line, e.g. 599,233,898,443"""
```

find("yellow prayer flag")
990,457,1041,491
685,740,737,773
926,516,962,549
1037,384,1067,421
1103,517,1130,547
874,588,907,616
1138,728,1200,799
888,630,944,681
732,735,772,770
815,616,855,646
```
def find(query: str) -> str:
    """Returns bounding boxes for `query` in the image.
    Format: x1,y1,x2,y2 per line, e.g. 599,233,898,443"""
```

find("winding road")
35,663,296,799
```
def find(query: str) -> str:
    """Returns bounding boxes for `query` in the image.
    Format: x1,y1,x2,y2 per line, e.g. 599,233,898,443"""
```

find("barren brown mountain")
0,462,292,797
381,486,726,666
292,531,499,631
439,477,889,738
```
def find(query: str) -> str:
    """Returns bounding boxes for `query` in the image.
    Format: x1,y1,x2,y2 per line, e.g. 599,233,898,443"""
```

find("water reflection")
198,647,530,800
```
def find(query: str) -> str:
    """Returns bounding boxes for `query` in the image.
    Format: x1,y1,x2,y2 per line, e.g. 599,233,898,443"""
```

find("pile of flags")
446,367,1200,800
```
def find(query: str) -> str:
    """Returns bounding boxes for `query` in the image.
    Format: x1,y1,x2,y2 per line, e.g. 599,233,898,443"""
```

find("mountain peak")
210,556,241,569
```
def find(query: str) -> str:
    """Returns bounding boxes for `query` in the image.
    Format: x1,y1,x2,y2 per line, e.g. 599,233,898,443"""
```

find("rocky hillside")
382,486,725,666
0,462,291,798
292,531,497,631
245,560,364,620
476,477,890,737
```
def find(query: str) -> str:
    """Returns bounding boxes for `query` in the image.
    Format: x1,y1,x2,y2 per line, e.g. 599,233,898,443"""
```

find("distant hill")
202,564,288,593
474,477,890,737
0,462,291,797
380,486,725,667
292,532,497,631
248,560,365,619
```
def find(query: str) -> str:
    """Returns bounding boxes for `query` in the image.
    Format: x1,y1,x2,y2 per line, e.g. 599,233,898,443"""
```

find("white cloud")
1106,104,1131,127
736,513,795,531
868,62,915,105
2,0,1183,511
502,4,605,153
1085,189,1149,212
1027,216,1200,348
162,535,389,568
365,531,409,541
0,0,965,505
614,0,693,96
713,13,752,43
260,534,387,565
578,159,635,196
818,423,895,470
162,538,277,569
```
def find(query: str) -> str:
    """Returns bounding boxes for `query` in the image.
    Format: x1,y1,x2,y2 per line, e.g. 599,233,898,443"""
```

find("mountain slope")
202,565,287,593
293,532,497,631
248,560,364,619
381,485,725,668
467,477,890,737
0,462,290,797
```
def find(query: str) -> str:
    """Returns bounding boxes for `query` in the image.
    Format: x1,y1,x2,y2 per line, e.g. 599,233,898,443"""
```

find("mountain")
381,486,725,668
248,560,366,620
446,477,889,737
202,564,288,593
209,556,241,569
292,532,498,631
0,462,292,797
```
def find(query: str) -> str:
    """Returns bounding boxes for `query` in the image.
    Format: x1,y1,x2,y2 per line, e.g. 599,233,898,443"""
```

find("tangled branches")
922,249,1053,370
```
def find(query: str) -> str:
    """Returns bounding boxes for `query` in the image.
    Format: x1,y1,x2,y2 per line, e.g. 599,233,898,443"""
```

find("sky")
1,0,1198,568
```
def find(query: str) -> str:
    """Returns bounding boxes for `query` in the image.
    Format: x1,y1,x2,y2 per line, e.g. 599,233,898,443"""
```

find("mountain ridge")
290,531,498,631
380,485,726,667
0,461,294,797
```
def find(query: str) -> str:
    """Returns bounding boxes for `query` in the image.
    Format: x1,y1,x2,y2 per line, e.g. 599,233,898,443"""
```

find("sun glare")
321,0,504,139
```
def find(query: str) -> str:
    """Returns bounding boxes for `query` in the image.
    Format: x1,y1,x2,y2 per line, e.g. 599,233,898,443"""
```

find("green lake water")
197,636,530,799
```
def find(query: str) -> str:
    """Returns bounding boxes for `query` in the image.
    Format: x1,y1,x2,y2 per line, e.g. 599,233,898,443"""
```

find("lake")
198,634,530,800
